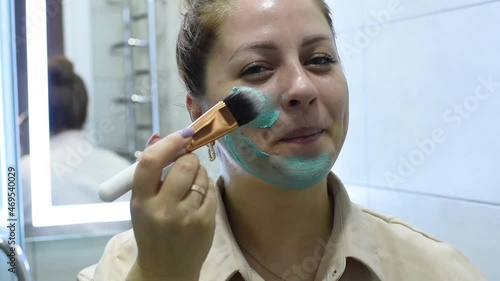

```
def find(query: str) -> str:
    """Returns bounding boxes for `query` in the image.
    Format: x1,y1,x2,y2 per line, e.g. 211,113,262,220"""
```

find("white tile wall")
91,9,124,79
90,0,120,12
157,0,191,135
364,2,500,204
326,0,363,32
362,0,497,22
345,184,369,206
92,78,129,152
361,0,405,27
332,31,368,186
130,0,148,16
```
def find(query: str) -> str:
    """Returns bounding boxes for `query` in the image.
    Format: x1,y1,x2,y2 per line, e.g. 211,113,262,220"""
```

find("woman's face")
203,0,349,188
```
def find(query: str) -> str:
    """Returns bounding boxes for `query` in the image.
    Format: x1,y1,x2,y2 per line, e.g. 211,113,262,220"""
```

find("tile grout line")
389,0,500,25
345,183,500,207
336,0,500,34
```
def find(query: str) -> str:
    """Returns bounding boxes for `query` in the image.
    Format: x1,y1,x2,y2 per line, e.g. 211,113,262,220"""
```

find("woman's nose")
279,64,318,111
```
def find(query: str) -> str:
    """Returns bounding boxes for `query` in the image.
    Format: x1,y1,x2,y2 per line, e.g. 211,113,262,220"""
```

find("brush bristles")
223,88,263,126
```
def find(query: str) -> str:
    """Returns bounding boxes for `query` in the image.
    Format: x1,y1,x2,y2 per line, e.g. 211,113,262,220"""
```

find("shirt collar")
326,173,385,280
203,173,385,281
199,178,248,280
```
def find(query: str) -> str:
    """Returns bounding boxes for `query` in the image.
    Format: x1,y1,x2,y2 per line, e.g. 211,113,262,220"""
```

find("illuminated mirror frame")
26,0,130,228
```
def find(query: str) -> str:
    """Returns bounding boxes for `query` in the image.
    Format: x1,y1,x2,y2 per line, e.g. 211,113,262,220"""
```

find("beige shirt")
78,173,487,281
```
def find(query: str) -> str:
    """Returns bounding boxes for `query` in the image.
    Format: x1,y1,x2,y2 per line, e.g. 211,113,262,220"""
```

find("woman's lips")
280,129,325,144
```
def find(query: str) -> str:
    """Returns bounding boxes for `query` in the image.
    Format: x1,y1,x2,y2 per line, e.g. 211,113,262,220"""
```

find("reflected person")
21,56,131,226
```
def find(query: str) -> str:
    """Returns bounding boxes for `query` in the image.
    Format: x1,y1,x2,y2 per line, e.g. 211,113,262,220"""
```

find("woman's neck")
222,173,334,279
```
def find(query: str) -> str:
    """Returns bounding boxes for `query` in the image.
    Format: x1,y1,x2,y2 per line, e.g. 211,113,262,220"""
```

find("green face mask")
222,87,333,189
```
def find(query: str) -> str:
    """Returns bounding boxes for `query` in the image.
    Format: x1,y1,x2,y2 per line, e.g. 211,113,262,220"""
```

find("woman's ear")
186,94,203,122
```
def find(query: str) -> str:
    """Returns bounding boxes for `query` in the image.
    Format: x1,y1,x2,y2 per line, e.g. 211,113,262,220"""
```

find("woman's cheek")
239,129,271,152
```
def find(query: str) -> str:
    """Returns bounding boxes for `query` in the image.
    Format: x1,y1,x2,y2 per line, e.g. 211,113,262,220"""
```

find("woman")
79,0,486,280
22,57,132,233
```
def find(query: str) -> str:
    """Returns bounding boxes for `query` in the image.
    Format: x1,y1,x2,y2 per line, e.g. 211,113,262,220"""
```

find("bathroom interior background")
2,0,499,280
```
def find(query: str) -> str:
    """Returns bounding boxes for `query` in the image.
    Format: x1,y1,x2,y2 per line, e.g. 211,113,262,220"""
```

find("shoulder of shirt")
358,204,443,242
355,204,487,281
104,229,136,250
78,229,137,281
81,205,488,281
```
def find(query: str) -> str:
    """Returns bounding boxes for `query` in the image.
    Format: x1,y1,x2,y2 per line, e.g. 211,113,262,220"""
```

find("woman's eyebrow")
228,34,333,62
302,34,333,47
229,41,277,62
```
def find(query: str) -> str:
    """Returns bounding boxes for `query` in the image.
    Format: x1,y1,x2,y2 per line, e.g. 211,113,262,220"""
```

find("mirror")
20,0,197,238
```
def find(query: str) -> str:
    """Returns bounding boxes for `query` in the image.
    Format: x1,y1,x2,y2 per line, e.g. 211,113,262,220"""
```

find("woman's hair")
176,0,334,100
47,56,88,135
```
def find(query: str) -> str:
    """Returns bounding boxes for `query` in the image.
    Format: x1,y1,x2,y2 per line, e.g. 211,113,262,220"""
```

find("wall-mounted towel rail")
108,0,160,157
0,236,32,281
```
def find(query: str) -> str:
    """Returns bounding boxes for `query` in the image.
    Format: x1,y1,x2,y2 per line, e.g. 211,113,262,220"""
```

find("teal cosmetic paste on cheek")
222,87,333,189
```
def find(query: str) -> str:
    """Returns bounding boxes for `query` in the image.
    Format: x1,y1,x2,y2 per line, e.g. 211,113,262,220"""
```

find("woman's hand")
127,129,217,281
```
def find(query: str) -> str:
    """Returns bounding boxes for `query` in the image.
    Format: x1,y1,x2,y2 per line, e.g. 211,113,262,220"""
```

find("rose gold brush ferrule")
186,101,239,152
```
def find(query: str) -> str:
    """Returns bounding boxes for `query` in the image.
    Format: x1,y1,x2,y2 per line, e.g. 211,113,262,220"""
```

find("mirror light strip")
26,0,52,226
0,0,7,228
26,1,130,227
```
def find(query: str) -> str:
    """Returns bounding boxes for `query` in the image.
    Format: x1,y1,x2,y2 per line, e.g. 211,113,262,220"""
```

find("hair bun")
182,0,198,9
48,56,76,85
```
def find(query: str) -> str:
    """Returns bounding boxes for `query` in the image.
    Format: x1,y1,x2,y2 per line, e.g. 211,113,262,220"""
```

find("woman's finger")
158,153,201,203
196,179,217,218
134,133,160,162
133,128,194,200
181,165,209,210
146,133,161,147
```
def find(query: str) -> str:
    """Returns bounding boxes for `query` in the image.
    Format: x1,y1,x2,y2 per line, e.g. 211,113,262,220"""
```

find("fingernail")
146,133,160,147
179,127,195,138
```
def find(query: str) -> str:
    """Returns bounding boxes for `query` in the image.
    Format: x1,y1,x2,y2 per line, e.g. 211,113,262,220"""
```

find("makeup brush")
98,87,263,202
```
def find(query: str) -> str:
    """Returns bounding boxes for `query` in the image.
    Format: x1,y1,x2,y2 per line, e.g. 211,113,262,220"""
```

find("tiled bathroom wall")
330,0,500,280
88,0,128,153
87,0,191,156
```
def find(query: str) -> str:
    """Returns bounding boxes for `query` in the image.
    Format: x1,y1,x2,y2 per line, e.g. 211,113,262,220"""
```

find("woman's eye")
240,63,270,77
307,54,336,66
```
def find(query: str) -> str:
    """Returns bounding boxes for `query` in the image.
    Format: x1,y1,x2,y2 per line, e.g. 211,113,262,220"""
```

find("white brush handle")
98,150,184,202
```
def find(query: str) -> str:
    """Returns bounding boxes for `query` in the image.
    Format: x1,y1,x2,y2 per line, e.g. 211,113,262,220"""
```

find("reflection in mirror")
20,0,191,239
